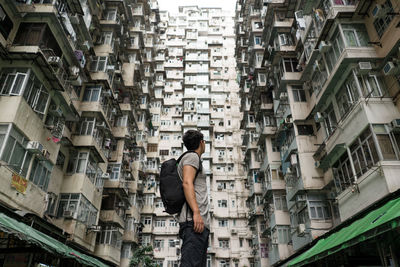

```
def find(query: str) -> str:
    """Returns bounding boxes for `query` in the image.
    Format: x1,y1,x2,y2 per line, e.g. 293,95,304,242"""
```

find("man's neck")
194,149,202,157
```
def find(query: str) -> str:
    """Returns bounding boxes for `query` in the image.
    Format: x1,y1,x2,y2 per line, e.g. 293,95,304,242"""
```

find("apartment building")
0,0,162,266
235,0,400,266
141,6,255,267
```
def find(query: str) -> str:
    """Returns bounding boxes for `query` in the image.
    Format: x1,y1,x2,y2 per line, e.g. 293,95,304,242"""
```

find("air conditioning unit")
372,4,386,18
87,225,102,232
286,167,292,174
231,229,238,234
47,56,62,67
210,120,215,125
217,184,223,190
63,210,74,218
314,112,324,122
297,223,306,236
290,154,298,165
69,14,80,24
26,141,44,154
358,62,372,75
285,117,293,124
318,41,331,53
383,61,399,76
391,119,400,131
70,66,80,77
118,202,125,207
49,105,63,117
102,173,110,179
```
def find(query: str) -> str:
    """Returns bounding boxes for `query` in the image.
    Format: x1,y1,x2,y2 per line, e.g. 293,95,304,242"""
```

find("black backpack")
159,151,201,215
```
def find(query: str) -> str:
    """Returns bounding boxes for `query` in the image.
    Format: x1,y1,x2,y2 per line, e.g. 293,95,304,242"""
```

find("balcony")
269,210,290,229
100,210,125,229
103,179,129,197
315,47,377,110
94,243,121,266
71,135,107,163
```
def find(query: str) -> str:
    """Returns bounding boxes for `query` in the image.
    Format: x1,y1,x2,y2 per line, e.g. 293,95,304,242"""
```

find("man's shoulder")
180,152,200,167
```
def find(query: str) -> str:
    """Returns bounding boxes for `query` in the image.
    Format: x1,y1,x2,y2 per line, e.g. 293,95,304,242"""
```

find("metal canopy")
288,196,400,267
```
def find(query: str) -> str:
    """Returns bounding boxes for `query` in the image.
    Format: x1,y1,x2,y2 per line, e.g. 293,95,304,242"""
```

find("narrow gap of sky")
158,0,236,14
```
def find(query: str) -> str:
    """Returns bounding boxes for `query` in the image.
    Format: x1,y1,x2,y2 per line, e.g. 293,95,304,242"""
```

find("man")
178,130,210,267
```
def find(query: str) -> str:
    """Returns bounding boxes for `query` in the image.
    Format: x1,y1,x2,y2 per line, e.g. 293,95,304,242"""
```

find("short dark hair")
183,130,203,150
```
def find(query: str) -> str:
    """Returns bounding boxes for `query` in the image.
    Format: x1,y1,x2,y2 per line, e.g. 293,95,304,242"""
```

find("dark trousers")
179,221,209,267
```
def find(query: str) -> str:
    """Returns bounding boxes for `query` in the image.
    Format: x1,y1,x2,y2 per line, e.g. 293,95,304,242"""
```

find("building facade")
0,1,257,266
0,0,161,266
148,6,254,267
235,0,400,266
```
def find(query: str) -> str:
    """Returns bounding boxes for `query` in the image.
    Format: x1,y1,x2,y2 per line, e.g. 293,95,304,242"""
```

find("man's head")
183,130,205,154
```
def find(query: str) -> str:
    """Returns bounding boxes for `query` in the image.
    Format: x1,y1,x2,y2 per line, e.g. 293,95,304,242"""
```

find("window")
0,69,50,118
218,220,228,227
56,151,65,168
108,163,121,180
29,159,52,191
309,201,331,220
57,193,98,226
155,220,166,227
254,36,261,45
276,226,291,244
169,219,177,227
342,24,369,47
219,260,230,267
148,144,158,152
143,216,152,225
100,31,113,45
324,104,337,137
281,58,299,73
274,195,288,211
104,9,117,21
121,244,132,259
169,239,176,248
97,225,122,249
292,86,306,102
83,86,102,102
297,125,314,135
142,235,151,246
219,239,230,249
159,149,169,156
333,126,380,193
90,56,108,72
0,70,27,95
218,200,227,208
0,124,32,177
358,74,385,97
373,1,394,38
335,74,360,117
154,239,164,249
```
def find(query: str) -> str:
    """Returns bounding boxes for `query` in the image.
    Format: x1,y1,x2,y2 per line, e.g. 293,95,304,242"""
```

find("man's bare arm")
182,165,204,233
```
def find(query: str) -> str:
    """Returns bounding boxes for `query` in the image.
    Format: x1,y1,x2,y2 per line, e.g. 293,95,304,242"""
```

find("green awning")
0,213,109,267
318,143,346,170
288,196,400,267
